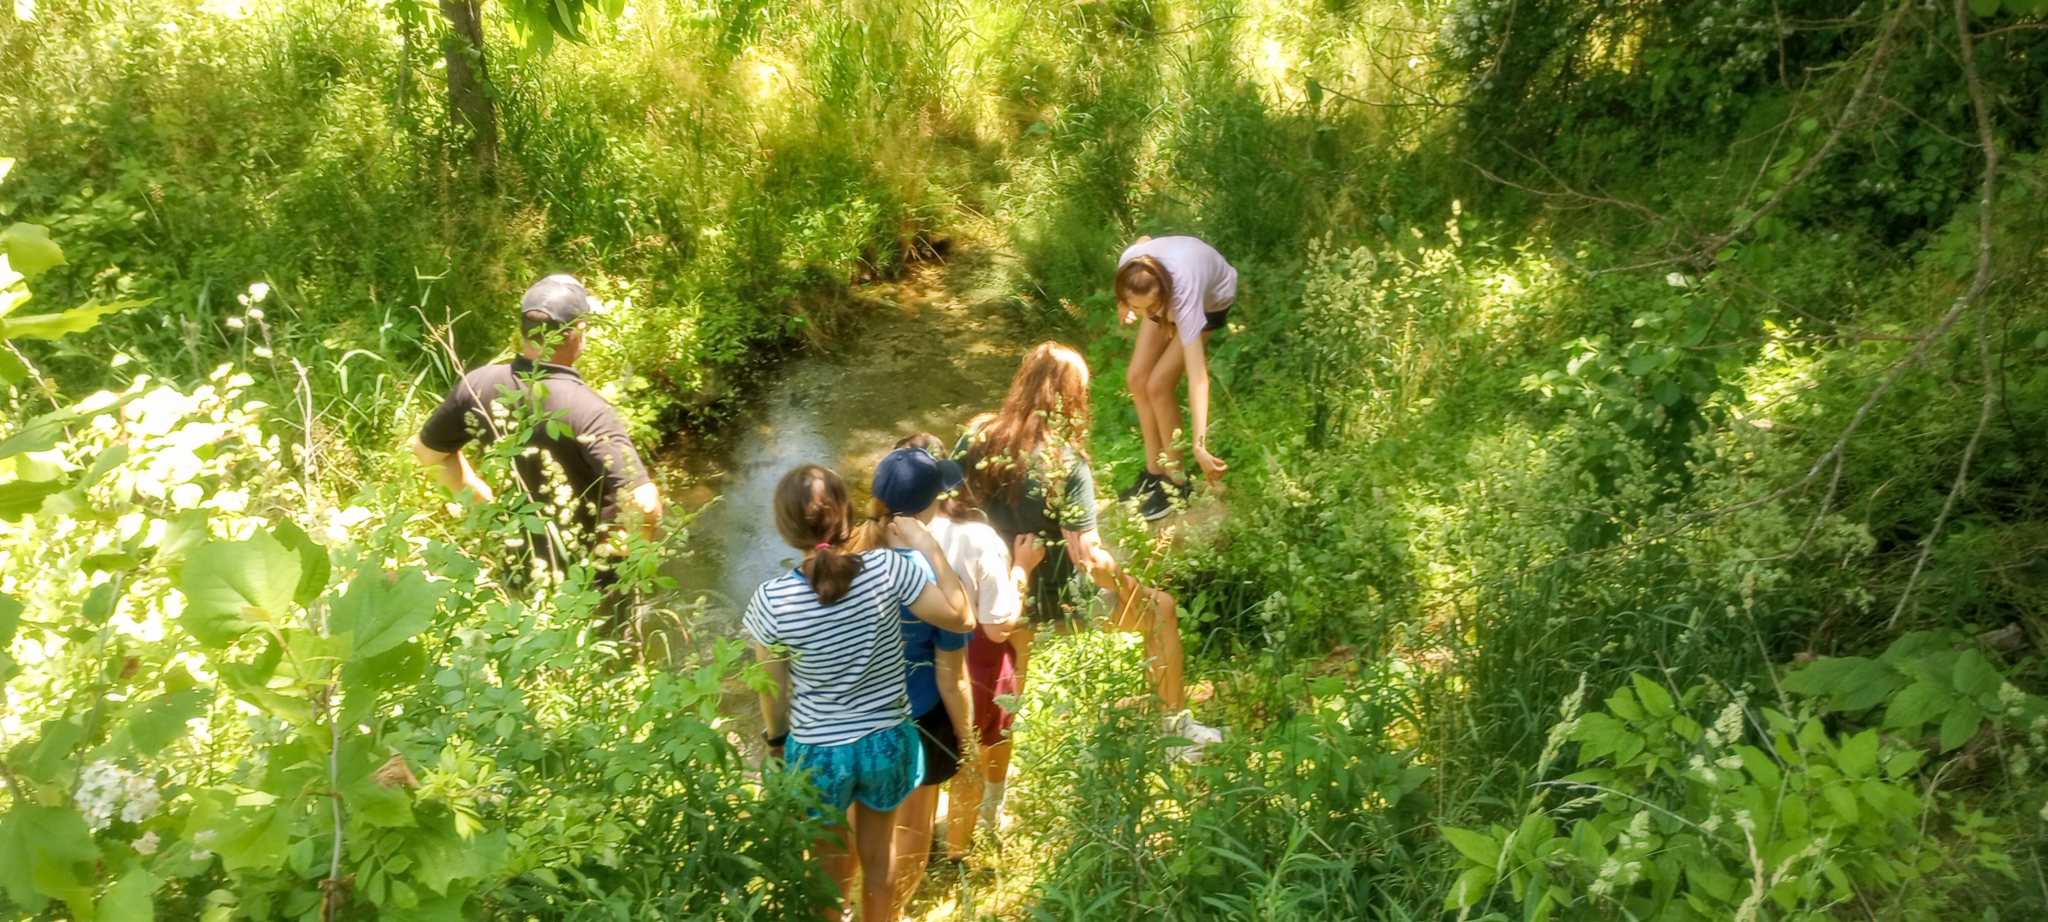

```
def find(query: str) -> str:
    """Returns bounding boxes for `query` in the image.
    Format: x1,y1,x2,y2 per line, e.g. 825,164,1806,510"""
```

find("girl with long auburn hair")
745,463,972,921
1114,235,1237,520
959,342,1221,758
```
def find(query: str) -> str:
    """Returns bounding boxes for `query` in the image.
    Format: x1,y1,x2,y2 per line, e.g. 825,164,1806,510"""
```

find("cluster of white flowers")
1704,699,1746,749
74,761,161,830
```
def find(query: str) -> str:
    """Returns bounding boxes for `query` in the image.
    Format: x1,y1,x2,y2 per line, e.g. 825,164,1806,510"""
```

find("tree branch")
1886,0,2001,631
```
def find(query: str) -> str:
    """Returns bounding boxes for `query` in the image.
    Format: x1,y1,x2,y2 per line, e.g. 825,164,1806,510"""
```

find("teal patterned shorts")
786,720,923,813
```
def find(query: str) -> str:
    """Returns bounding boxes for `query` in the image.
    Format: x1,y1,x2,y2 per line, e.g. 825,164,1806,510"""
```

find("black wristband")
764,731,788,748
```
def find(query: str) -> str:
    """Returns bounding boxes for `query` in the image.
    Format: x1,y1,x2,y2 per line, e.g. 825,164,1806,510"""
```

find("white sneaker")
1163,710,1222,762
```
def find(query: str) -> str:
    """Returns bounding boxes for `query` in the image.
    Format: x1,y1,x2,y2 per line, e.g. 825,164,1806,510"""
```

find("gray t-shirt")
1119,236,1238,343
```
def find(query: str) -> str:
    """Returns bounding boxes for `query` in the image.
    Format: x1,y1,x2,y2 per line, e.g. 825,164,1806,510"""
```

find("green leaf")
101,868,161,922
0,348,27,385
1884,680,1953,734
1938,700,1981,751
269,521,329,606
1835,729,1878,778
1444,865,1496,909
2,299,149,340
0,804,100,912
1950,649,2001,699
125,686,211,754
0,478,66,520
213,802,292,872
178,533,302,648
9,719,83,785
1969,0,2000,16
340,640,425,727
410,821,491,894
1440,825,1503,868
1631,673,1675,718
331,568,442,662
1736,744,1782,790
0,591,19,645
0,223,65,280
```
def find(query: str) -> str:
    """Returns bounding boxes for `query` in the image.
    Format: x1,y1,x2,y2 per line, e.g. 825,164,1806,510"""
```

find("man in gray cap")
410,274,663,573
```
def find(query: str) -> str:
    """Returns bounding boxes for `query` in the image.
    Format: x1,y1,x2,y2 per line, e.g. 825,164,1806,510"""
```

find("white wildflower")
76,761,124,830
251,346,272,359
247,282,270,303
225,316,245,329
120,772,159,823
190,828,216,861
246,307,264,321
132,830,160,855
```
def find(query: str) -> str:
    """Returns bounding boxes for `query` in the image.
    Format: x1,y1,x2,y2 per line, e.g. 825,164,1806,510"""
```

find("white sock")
980,780,1007,829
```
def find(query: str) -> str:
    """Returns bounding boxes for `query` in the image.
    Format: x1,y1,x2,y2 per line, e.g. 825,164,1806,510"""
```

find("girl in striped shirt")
745,464,973,921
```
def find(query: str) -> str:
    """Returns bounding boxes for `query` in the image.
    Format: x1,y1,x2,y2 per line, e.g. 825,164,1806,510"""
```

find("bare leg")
817,824,855,922
889,785,938,916
945,766,980,858
850,800,898,921
1106,586,1185,712
1127,316,1177,475
1143,336,1192,481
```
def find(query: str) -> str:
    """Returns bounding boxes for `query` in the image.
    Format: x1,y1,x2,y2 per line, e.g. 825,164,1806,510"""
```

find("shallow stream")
648,258,1031,642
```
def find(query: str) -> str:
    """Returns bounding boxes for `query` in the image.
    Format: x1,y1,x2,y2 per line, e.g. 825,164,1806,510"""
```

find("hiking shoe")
1164,710,1223,762
1118,470,1160,502
1137,476,1187,521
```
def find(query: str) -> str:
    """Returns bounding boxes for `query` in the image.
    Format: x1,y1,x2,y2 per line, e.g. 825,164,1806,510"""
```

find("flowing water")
649,258,1032,643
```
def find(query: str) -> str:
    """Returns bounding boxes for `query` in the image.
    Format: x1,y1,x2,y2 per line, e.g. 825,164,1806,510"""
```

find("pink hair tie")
815,542,832,550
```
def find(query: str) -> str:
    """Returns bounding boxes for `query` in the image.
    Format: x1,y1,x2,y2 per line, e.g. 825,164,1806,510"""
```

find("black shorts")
913,703,961,786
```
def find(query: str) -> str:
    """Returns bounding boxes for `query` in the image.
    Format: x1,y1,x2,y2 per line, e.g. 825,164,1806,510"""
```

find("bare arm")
1180,336,1226,483
983,533,1043,644
409,434,495,503
936,646,973,755
753,642,793,759
1064,526,1138,598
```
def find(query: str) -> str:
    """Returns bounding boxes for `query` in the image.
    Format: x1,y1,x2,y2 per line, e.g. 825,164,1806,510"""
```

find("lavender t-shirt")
1119,236,1238,343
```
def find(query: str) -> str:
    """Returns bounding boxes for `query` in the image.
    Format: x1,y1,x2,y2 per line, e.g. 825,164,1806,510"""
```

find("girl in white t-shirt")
1115,235,1237,520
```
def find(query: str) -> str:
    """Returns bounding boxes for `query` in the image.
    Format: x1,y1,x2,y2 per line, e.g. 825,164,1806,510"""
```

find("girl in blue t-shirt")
853,445,977,913
745,464,972,922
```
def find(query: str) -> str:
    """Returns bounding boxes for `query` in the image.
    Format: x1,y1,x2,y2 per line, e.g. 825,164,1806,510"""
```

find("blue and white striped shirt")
743,549,927,746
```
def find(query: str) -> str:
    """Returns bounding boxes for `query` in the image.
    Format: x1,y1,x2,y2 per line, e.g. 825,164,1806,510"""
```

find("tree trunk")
439,0,498,180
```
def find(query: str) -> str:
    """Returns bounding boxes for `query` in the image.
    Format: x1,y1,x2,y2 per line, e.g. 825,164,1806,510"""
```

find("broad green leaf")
269,521,330,605
410,821,491,894
2,298,149,340
1938,699,1981,751
1631,673,1675,718
213,803,292,872
0,348,26,385
1821,783,1860,824
125,686,211,754
0,223,64,280
0,478,66,520
179,533,302,648
1949,649,2000,699
0,591,18,645
9,719,83,785
1735,744,1782,790
0,804,100,912
1605,688,1644,721
0,408,78,459
340,640,425,726
1835,729,1878,778
1444,865,1495,909
1969,0,2000,16
331,568,442,662
1439,825,1502,868
100,868,161,922
1883,680,1953,733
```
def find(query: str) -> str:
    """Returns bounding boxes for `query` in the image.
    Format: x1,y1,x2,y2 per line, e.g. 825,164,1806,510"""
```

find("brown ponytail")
773,464,864,605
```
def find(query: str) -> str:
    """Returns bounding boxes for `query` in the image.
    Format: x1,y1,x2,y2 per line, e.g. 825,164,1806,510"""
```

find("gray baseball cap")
521,274,593,324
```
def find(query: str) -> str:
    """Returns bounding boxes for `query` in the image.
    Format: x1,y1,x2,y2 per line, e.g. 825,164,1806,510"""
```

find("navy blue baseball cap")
872,446,964,515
